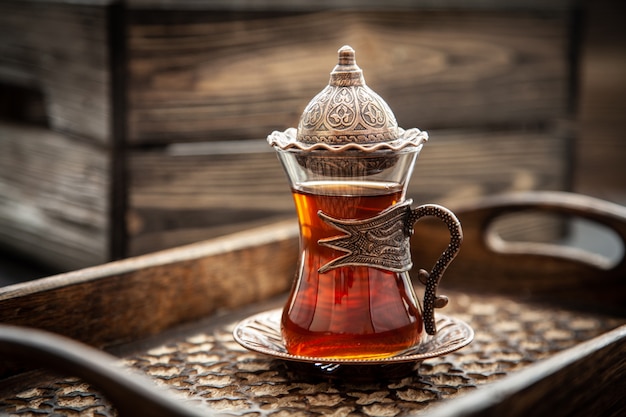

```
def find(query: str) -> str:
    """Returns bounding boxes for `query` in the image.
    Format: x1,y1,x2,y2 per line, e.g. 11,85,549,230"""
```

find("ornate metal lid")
268,45,428,152
297,45,399,145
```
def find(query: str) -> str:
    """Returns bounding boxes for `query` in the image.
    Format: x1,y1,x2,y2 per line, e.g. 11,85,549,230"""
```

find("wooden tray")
0,191,624,417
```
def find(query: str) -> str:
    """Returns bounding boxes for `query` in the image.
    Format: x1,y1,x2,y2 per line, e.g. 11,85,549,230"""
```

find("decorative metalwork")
267,46,428,178
317,200,413,273
318,200,463,335
296,45,399,145
233,308,474,369
410,204,463,335
266,44,459,362
267,43,430,159
267,126,428,152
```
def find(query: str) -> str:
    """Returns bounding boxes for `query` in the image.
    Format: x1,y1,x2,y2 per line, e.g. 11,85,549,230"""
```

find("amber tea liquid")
282,181,423,359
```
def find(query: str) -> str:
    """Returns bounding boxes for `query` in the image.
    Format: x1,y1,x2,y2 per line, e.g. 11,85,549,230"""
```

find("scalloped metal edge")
267,127,428,152
233,308,473,365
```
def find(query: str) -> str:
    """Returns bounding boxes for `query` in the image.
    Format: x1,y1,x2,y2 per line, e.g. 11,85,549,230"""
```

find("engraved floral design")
300,87,332,129
328,88,357,128
295,46,400,145
297,84,396,144
358,86,389,128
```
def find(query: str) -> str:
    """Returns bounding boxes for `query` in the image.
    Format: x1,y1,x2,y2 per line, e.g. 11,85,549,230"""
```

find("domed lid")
297,45,398,145
268,45,427,152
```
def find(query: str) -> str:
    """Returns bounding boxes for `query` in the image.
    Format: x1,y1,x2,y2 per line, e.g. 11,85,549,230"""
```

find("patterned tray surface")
1,291,623,417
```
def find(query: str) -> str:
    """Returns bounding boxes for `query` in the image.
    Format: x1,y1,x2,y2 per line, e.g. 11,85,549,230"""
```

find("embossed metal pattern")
233,309,473,365
266,46,429,152
2,292,623,417
316,200,463,337
317,200,414,274
296,46,398,145
267,127,428,152
296,85,398,145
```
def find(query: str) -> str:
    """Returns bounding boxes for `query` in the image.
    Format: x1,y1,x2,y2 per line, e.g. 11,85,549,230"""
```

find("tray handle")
476,191,626,272
412,191,626,313
0,325,209,417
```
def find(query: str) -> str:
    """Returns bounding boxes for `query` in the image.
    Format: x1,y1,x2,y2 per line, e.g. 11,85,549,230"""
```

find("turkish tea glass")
273,138,462,360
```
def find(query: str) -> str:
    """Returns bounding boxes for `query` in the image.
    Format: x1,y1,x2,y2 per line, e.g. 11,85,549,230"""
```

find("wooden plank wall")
0,2,578,269
0,1,113,145
0,125,110,270
128,129,569,255
126,8,574,255
126,10,569,144
575,0,626,204
0,1,114,270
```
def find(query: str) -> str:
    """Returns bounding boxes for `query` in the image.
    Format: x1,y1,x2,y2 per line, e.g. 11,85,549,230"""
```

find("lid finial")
330,45,364,87
338,45,354,63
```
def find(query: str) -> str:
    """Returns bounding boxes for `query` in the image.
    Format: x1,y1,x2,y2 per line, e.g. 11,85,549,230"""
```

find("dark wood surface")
0,3,578,271
428,325,626,417
0,123,110,270
126,10,571,144
1,303,623,417
0,0,122,271
574,0,626,203
127,0,575,11
0,1,112,145
0,220,298,355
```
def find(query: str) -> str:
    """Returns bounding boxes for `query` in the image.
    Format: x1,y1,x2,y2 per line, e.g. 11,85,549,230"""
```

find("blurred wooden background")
0,0,624,281
574,0,625,202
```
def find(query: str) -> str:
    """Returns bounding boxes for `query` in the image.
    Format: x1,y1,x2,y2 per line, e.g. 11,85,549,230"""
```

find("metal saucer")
233,309,473,380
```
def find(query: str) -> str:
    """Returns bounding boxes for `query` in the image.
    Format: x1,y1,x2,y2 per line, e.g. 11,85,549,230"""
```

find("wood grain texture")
0,123,110,270
0,220,298,357
127,10,570,144
0,1,111,144
428,325,626,417
411,191,626,315
128,0,576,12
128,129,569,255
575,0,626,203
0,3,578,270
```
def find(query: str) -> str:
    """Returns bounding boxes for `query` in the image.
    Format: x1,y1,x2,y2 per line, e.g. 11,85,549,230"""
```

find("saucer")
233,309,473,380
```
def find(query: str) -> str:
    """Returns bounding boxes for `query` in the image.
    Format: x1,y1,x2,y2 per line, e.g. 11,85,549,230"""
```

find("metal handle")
409,204,463,335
